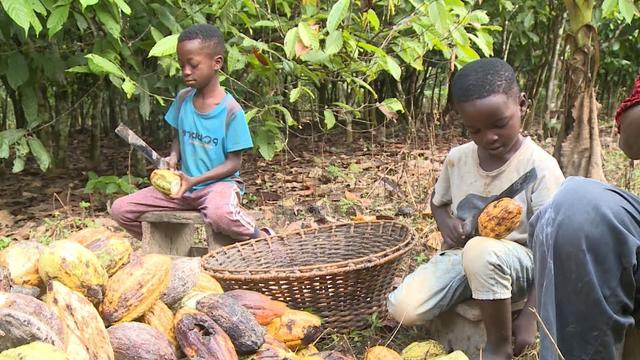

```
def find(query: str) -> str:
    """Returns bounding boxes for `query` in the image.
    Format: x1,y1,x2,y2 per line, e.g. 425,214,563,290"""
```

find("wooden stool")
427,299,526,358
139,211,236,256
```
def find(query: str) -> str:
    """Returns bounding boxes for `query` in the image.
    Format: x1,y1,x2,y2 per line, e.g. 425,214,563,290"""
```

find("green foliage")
0,0,638,174
0,0,499,168
326,164,343,180
84,172,143,198
0,236,12,251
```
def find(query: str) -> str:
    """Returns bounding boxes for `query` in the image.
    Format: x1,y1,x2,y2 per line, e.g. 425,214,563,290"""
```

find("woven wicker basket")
201,221,415,332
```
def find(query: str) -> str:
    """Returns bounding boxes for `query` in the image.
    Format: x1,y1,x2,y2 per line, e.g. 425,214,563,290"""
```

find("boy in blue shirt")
112,24,272,241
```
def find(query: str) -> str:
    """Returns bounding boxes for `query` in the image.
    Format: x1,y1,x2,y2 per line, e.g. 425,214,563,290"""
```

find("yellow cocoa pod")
266,309,322,350
0,241,43,287
150,169,181,196
85,237,133,276
295,344,319,357
364,346,402,360
38,240,108,304
45,280,114,360
100,254,171,325
433,350,469,360
401,340,447,359
191,272,224,294
477,198,523,239
0,341,66,360
179,291,213,310
65,227,116,246
143,300,177,349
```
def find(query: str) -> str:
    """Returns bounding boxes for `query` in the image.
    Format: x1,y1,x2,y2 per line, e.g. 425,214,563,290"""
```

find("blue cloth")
164,91,253,191
531,177,640,360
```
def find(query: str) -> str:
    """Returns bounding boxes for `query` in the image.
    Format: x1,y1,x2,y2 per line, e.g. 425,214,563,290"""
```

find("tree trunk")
544,14,567,130
554,0,605,181
90,94,102,168
126,102,147,176
53,88,72,169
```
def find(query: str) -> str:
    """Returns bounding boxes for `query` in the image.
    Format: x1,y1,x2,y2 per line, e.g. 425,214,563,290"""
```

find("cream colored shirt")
432,137,565,244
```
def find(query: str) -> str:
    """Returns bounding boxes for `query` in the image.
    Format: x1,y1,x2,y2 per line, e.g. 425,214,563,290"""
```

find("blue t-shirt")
164,90,253,191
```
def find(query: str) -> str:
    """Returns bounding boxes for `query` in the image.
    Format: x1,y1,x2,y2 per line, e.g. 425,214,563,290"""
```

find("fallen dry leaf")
351,214,376,223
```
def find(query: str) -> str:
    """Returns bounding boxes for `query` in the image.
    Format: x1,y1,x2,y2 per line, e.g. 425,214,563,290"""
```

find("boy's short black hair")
178,24,224,57
451,58,519,104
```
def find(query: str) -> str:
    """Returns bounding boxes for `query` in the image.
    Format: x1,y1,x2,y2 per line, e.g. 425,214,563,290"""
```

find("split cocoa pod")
174,309,238,360
150,169,181,197
477,197,523,239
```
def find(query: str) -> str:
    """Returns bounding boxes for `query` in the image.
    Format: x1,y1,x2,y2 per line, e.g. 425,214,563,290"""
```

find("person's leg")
387,249,472,325
110,186,190,239
192,181,262,241
531,177,640,360
462,236,533,360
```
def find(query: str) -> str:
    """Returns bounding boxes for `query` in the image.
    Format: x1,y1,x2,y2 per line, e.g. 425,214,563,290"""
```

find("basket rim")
202,220,417,279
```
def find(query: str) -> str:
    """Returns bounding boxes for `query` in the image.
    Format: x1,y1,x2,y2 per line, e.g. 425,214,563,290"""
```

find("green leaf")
30,0,46,15
227,46,246,73
327,0,350,33
298,22,319,49
47,4,70,37
66,65,91,73
150,27,163,42
367,9,380,31
72,11,88,32
95,5,121,39
0,129,27,159
357,41,386,56
7,53,29,90
79,0,98,10
602,0,617,17
121,77,136,98
272,105,296,126
325,30,343,55
301,50,329,64
29,10,43,36
618,0,638,23
385,56,402,81
284,28,299,59
349,76,377,97
380,98,404,113
27,136,50,172
148,34,178,57
86,53,125,78
323,109,336,130
113,0,131,15
254,20,277,27
20,86,38,124
468,10,490,25
106,183,120,194
289,86,303,103
12,157,25,173
469,32,493,57
1,0,33,36
245,108,260,122
429,1,451,34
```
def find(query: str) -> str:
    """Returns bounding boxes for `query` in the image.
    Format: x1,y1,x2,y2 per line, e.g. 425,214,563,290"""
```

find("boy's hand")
170,172,195,199
512,308,537,356
165,154,179,170
438,216,467,249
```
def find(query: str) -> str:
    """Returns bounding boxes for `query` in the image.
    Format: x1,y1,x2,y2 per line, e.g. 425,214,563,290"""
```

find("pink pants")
110,181,257,240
